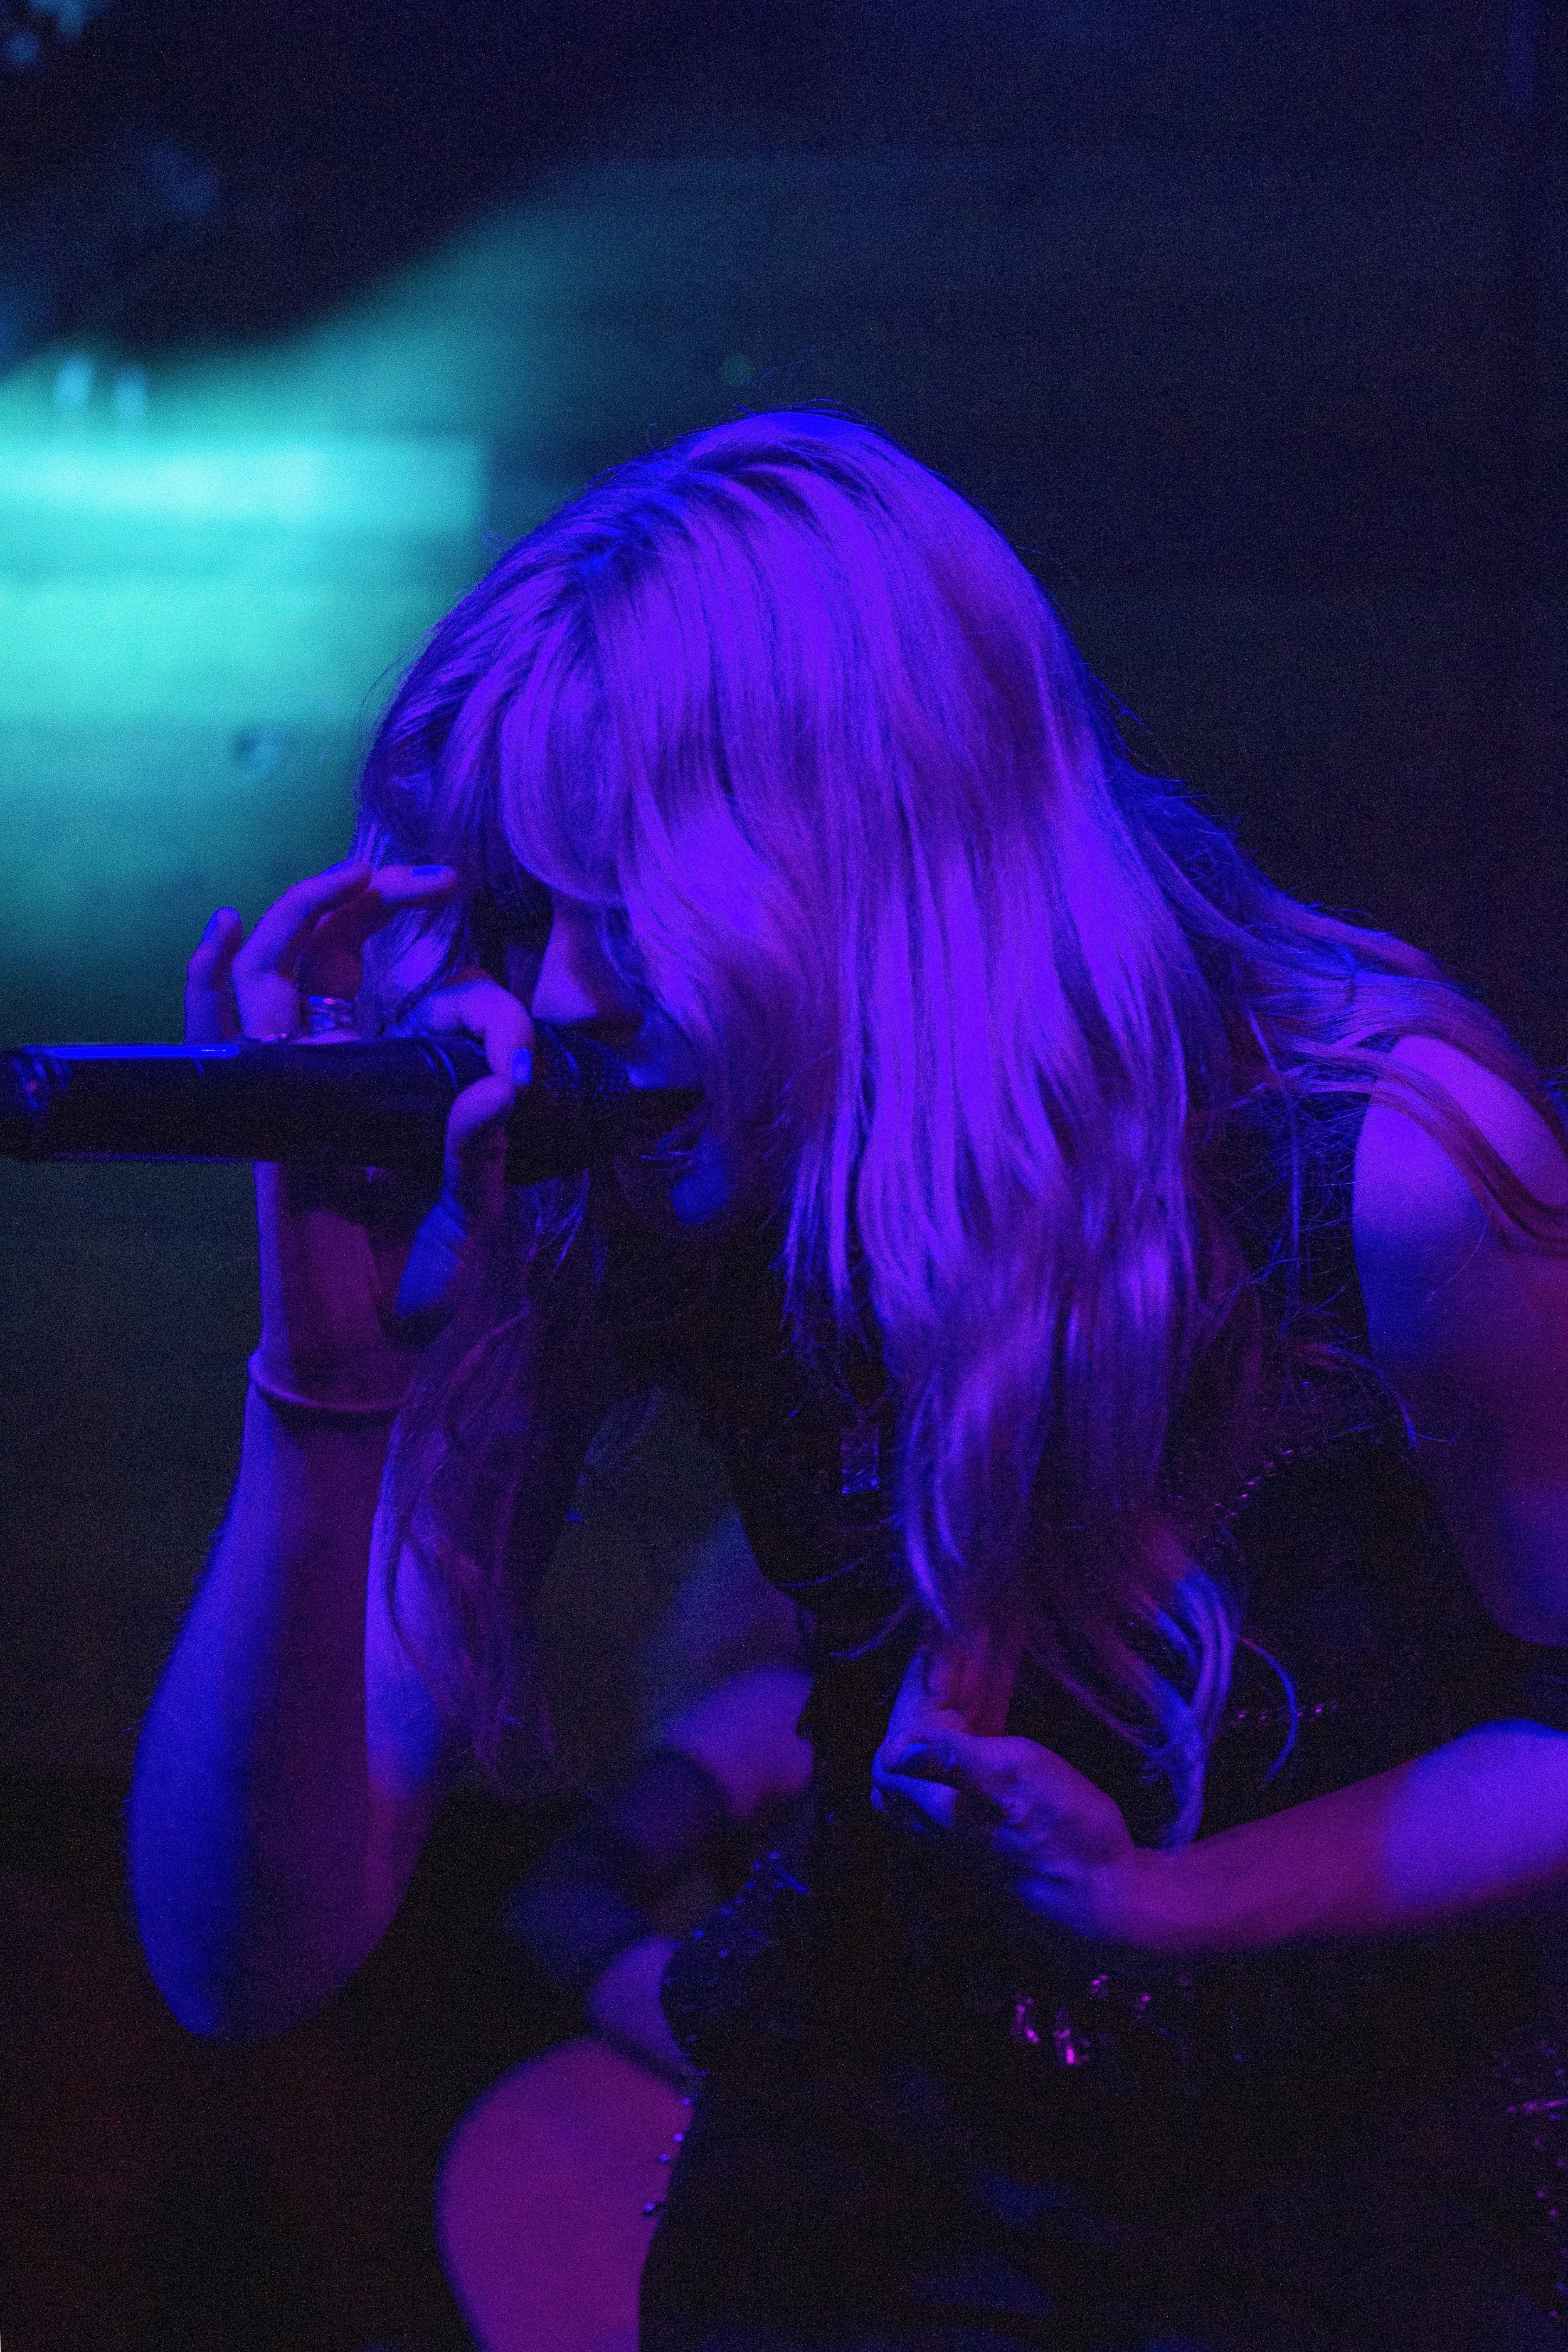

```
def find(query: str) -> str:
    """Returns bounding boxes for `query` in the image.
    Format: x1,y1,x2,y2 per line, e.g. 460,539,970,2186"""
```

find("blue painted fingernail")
410,864,452,879
510,1046,532,1087
202,907,235,938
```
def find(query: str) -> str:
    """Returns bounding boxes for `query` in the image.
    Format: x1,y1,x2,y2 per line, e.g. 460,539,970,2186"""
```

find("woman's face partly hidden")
500,888,731,1229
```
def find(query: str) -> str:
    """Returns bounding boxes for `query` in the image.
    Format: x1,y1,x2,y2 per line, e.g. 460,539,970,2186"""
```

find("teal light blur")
0,211,581,1046
0,161,829,1771
0,159,842,1046
0,426,484,1037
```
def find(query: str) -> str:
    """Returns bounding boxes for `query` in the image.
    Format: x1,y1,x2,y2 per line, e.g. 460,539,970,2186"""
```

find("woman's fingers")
389,1064,522,1339
299,864,462,997
881,1732,1034,1815
872,1634,1027,1844
415,968,535,1214
415,967,534,1079
230,861,373,1038
876,1724,1138,1924
230,860,460,1039
441,1071,519,1221
872,1641,967,1825
232,859,372,984
918,1626,1020,1737
184,907,244,1044
405,968,536,1222
874,1634,1016,1790
872,1725,1030,1837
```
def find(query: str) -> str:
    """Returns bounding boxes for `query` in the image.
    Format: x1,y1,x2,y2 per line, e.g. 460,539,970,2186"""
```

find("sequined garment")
596,1082,1568,2329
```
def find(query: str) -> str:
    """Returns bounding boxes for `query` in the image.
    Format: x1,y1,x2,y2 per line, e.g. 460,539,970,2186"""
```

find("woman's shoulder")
1352,1032,1568,1275
1352,1032,1568,1636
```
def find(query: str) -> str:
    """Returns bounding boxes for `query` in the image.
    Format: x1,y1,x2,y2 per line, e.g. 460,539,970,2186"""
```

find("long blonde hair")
357,406,1568,1830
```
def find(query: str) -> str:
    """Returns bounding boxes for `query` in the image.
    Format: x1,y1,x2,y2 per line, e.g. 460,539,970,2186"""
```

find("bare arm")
129,866,617,2038
877,1033,1568,1957
130,1390,439,2038
1123,1724,1568,1952
133,1327,619,2038
1135,1034,1568,1949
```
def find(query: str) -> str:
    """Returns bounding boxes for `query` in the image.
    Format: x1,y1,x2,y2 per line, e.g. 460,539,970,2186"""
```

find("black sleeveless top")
596,1084,1568,2142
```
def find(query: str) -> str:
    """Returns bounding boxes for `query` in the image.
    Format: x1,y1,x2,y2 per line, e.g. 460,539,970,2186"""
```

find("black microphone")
0,1027,703,1188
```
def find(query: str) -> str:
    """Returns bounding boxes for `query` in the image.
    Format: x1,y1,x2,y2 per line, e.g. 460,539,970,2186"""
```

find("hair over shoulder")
355,405,1568,1833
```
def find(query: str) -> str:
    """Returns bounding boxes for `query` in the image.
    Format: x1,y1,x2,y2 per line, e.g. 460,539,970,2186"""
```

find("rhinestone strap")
1491,2034,1568,2324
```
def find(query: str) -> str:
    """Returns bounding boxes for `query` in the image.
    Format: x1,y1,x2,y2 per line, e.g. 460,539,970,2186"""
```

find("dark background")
1,3,1564,2345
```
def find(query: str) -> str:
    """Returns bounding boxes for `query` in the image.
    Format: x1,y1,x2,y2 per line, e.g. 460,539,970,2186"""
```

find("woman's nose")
529,898,639,1035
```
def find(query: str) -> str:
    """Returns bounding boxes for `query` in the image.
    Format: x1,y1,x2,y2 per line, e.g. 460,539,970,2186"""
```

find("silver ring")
302,995,359,1038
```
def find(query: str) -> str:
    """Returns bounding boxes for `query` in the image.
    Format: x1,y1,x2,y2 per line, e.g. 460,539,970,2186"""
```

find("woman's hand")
871,1640,1159,1946
185,859,534,1401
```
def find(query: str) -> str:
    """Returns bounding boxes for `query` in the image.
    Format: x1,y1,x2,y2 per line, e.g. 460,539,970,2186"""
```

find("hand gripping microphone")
0,1027,702,1189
